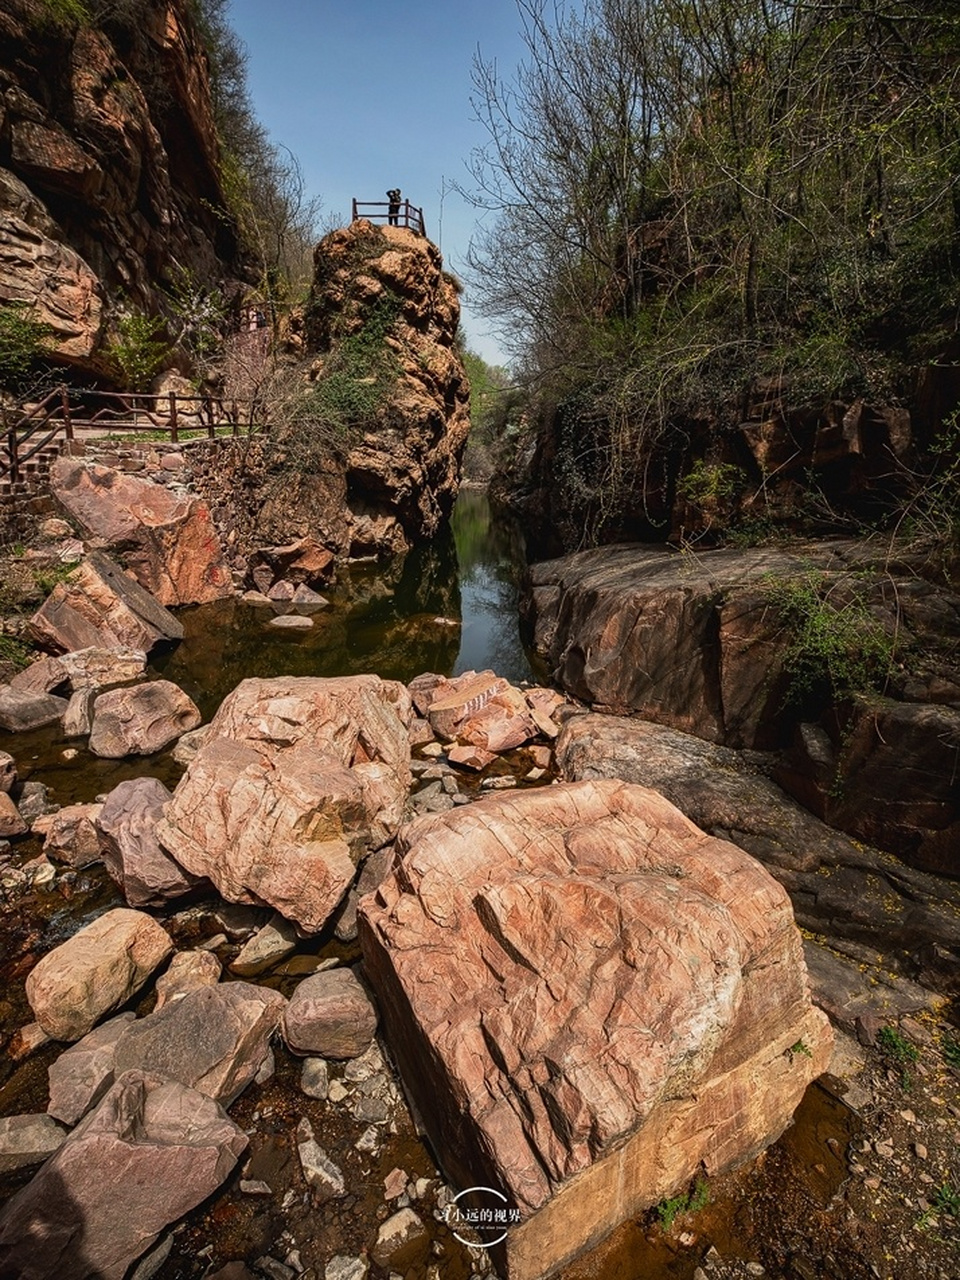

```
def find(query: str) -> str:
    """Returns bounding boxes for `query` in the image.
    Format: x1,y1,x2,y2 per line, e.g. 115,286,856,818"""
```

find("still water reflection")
151,488,535,722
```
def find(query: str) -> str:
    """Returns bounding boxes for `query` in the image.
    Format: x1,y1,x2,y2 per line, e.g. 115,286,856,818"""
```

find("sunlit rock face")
359,779,831,1280
290,219,470,557
0,0,245,373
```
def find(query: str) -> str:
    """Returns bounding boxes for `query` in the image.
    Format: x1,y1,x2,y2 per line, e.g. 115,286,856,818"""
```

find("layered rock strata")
50,459,232,606
359,780,831,1280
238,219,470,559
556,714,960,995
29,550,184,655
526,540,960,868
157,675,412,931
0,0,245,373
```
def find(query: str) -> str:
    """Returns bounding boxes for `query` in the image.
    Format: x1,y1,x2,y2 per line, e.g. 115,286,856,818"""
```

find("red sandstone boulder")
282,968,378,1059
359,780,830,1280
47,1012,136,1126
0,685,67,732
0,1071,247,1279
112,983,285,1106
25,907,173,1041
157,675,412,931
88,679,202,758
50,458,233,606
97,777,202,906
32,802,102,867
28,550,184,655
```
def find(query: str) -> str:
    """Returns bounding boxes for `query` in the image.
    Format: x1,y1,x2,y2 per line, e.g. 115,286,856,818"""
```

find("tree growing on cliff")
465,0,960,543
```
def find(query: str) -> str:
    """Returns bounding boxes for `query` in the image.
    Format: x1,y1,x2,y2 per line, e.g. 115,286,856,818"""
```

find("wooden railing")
352,198,426,236
1,386,268,483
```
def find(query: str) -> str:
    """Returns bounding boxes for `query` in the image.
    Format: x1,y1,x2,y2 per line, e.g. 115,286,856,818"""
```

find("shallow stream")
0,489,862,1280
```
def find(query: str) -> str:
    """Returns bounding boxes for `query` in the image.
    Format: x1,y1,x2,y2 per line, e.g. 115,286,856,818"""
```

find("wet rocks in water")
267,613,313,630
153,949,222,1010
111,982,286,1106
0,1070,247,1280
156,675,412,932
0,685,67,732
0,751,15,793
297,1116,346,1202
28,551,184,655
250,537,335,591
229,914,300,977
47,1012,136,1126
0,793,26,839
88,680,202,758
32,802,103,868
49,458,233,606
97,777,202,907
0,1114,67,1173
25,907,174,1041
17,780,58,826
359,779,831,1280
62,687,97,737
371,1207,429,1270
283,968,378,1060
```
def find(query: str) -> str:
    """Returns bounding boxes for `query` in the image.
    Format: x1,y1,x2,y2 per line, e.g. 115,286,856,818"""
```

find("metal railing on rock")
351,198,426,236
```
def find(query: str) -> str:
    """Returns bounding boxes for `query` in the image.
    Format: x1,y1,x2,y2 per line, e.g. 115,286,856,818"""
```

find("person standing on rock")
387,189,402,226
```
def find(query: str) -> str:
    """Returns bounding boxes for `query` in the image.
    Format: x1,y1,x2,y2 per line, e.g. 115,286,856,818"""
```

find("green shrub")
309,291,403,436
106,311,170,391
677,460,745,507
656,1176,709,1232
34,0,89,26
0,634,33,672
0,303,54,392
878,1024,921,1089
764,570,895,706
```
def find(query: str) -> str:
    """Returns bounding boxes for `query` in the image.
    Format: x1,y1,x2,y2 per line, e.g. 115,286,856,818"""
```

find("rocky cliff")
303,219,470,556
193,219,470,563
0,0,245,374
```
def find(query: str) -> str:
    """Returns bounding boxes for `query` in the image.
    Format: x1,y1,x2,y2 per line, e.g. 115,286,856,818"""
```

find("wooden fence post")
7,423,17,484
60,385,73,441
168,390,179,444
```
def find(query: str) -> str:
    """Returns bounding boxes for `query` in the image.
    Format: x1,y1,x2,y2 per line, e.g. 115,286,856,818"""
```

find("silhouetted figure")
387,189,402,226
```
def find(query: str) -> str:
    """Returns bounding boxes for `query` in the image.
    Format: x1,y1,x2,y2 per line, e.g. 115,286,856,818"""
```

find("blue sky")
226,0,528,367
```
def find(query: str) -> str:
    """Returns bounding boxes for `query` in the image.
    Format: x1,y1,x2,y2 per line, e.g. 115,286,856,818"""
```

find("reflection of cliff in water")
452,488,535,684
150,490,534,721
152,536,461,722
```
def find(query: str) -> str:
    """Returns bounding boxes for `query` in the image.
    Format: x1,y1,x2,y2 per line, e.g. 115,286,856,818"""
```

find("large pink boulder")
359,780,831,1280
50,458,233,606
157,675,412,932
25,908,173,1041
0,1070,247,1279
112,982,285,1106
88,680,201,758
28,551,184,655
96,777,201,906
